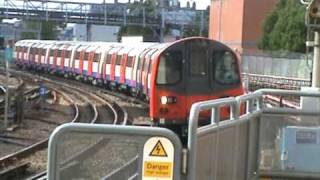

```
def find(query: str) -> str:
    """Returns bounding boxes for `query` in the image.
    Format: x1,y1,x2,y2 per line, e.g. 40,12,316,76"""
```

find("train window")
157,50,182,85
84,52,89,60
50,50,54,56
65,51,70,58
127,56,133,67
213,51,240,85
57,50,62,57
189,45,208,76
94,53,100,62
75,52,80,59
41,49,46,56
144,58,150,72
116,55,122,65
105,54,112,64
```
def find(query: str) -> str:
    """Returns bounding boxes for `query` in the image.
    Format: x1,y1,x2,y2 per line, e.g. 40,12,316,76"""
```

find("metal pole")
312,31,320,87
160,8,165,43
4,55,9,130
200,10,204,36
143,7,146,28
104,0,107,25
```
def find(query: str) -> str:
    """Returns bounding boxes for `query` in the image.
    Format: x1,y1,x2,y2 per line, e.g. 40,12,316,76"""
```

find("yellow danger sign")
142,137,174,180
149,140,168,157
144,161,172,177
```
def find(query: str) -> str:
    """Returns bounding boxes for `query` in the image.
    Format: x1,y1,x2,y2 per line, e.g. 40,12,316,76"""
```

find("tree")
259,0,307,53
118,0,162,41
41,21,59,40
21,20,60,40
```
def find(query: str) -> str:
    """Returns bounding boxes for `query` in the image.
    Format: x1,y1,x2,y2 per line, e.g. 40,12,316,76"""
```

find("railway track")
0,88,79,180
0,69,130,179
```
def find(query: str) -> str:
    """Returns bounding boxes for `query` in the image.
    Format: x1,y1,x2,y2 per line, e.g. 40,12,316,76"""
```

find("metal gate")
47,124,182,180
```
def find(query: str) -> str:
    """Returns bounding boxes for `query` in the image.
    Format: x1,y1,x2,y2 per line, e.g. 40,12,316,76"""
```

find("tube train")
14,37,244,134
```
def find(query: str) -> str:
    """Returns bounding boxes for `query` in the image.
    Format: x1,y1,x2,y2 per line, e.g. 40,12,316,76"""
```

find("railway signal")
305,0,320,87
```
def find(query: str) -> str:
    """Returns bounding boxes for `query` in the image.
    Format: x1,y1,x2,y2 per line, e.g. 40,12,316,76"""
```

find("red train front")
150,38,244,134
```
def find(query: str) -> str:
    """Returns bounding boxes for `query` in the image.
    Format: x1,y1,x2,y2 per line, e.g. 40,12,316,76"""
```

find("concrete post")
312,31,320,87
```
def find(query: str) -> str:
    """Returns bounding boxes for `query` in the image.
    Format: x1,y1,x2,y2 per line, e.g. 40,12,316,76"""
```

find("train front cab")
150,38,244,136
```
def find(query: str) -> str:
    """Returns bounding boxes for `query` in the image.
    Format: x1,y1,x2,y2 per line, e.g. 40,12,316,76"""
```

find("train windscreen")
156,50,182,85
213,51,240,85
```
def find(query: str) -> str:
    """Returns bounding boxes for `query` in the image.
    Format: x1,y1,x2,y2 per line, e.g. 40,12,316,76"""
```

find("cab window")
157,50,182,85
189,43,208,76
213,51,240,85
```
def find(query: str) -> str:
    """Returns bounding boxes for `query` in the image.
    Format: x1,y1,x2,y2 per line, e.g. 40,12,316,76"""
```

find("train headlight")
161,96,168,104
161,96,176,105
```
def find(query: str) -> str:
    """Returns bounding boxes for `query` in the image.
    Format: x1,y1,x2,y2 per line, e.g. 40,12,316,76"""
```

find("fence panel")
187,97,261,180
47,123,182,180
241,53,312,79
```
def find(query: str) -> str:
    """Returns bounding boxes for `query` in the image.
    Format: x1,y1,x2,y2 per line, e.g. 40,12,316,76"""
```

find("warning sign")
149,140,168,157
144,161,172,177
142,137,174,180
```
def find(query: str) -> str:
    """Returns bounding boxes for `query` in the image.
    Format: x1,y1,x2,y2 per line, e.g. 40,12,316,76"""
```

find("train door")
133,49,149,88
88,51,94,76
114,54,122,82
92,52,101,78
98,47,109,80
29,47,35,65
79,50,86,74
36,46,42,65
56,49,62,68
143,49,157,96
110,48,122,82
104,52,112,80
147,50,159,96
69,44,80,72
61,49,66,70
185,40,210,110
26,43,32,65
129,56,136,86
40,46,46,67
53,49,58,69
82,51,89,75
120,49,133,85
136,49,151,93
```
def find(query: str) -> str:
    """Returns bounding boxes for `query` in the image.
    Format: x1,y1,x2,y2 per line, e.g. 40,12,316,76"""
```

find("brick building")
209,0,278,53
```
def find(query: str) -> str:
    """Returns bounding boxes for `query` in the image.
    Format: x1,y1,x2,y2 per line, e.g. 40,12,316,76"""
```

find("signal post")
301,0,320,110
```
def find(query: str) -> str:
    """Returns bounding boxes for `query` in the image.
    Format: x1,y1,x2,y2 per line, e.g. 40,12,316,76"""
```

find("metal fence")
241,52,312,80
47,124,182,180
187,89,320,180
47,89,320,180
